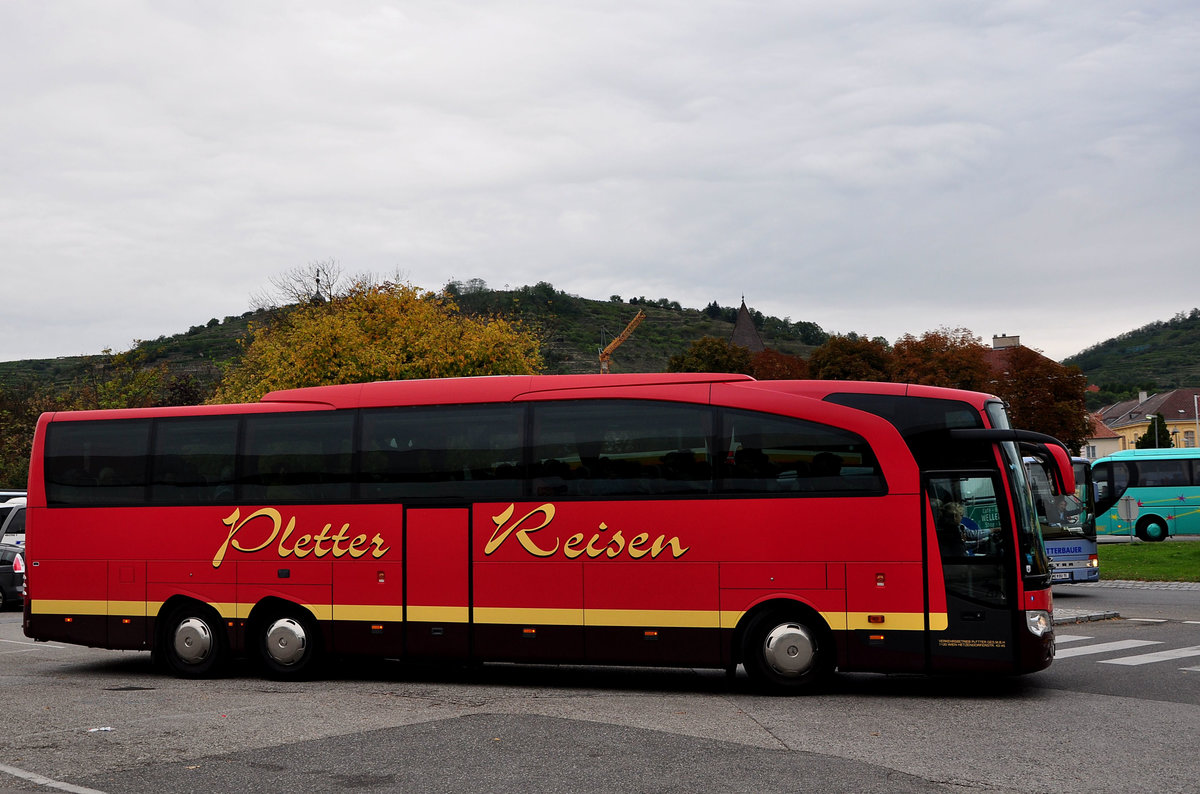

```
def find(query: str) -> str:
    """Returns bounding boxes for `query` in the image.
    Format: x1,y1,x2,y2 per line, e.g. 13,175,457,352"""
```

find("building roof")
1099,388,1200,430
981,335,1059,375
730,300,766,353
1088,412,1121,440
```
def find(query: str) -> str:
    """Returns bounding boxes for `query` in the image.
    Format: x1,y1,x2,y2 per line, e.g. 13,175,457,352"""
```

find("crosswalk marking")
1055,639,1161,659
1100,645,1200,666
1054,634,1093,644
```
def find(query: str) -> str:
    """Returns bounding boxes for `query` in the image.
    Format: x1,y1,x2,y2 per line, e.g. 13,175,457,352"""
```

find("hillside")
6,288,1199,400
0,285,821,393
0,309,262,393
1063,308,1200,390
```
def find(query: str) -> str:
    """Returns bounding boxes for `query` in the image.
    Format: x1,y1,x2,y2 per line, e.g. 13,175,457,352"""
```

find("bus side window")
718,408,885,496
359,404,525,501
530,400,713,498
150,417,239,504
44,420,152,506
243,412,355,503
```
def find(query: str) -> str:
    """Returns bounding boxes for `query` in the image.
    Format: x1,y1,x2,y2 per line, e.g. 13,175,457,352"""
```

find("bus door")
926,473,1019,673
405,507,471,659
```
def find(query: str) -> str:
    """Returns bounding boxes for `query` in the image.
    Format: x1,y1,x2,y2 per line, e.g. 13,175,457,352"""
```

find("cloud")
2,1,1197,364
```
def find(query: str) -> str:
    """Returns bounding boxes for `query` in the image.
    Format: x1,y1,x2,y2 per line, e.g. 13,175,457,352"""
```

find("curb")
1053,609,1120,625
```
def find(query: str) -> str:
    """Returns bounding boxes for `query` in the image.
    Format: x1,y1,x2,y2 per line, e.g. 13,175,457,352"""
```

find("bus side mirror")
1042,444,1075,496
949,427,1075,496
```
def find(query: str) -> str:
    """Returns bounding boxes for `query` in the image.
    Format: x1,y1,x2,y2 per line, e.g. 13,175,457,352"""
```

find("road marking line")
0,637,64,648
1100,645,1200,666
1125,618,1168,623
1054,635,1093,644
1055,639,1162,659
0,762,107,794
1184,621,1200,625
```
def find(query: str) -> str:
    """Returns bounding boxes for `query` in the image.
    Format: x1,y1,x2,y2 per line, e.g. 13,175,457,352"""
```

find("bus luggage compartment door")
405,508,470,659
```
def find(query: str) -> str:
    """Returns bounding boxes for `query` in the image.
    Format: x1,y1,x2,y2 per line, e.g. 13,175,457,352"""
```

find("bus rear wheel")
741,609,831,694
1137,517,1169,542
160,604,226,678
255,609,322,679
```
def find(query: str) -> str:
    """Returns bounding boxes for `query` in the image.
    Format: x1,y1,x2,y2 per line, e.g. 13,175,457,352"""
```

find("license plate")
1052,572,1070,581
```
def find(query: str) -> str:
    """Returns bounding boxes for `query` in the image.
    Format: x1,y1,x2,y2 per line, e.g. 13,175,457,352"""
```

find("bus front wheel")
1137,517,1169,542
740,609,831,694
255,609,322,679
159,604,226,678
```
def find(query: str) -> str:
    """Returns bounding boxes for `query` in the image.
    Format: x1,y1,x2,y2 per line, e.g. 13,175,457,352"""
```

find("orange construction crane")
598,310,646,374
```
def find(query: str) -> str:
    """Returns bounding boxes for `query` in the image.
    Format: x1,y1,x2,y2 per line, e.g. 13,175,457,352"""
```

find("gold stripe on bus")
406,605,469,623
107,600,147,616
30,599,108,616
332,604,406,622
474,607,584,625
584,609,720,629
29,599,951,633
847,612,928,632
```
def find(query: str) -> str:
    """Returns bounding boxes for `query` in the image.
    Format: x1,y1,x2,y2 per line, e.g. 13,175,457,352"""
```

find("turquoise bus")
1092,448,1200,541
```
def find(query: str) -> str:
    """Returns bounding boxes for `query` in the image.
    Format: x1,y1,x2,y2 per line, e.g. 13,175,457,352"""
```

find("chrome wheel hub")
762,622,816,677
264,617,308,666
173,617,213,665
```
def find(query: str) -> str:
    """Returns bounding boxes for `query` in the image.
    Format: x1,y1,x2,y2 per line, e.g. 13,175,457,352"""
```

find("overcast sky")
3,2,1197,365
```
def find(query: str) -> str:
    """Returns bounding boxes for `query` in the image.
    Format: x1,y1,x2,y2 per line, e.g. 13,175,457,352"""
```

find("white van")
0,496,25,547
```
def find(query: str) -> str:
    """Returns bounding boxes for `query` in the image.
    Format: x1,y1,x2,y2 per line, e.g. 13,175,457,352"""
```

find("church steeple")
730,298,765,353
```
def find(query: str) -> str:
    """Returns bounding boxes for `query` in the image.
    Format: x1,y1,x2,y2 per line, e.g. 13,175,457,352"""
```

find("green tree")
667,337,754,374
808,335,891,381
211,282,543,403
1135,413,1174,448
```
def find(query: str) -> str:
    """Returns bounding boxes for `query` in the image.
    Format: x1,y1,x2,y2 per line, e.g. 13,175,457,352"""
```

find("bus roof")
36,373,1003,421
1093,447,1200,463
261,373,757,409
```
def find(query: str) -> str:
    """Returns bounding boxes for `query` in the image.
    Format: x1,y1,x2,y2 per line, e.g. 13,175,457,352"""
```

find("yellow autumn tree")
211,282,543,403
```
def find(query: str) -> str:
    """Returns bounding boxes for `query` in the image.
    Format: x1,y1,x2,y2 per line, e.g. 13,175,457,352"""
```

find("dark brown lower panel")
27,614,107,648
842,629,925,673
107,616,150,651
406,621,469,659
474,624,584,663
330,620,405,657
584,626,722,667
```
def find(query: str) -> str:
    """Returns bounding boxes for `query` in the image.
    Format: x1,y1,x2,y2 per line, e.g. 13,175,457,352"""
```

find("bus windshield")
985,402,1051,583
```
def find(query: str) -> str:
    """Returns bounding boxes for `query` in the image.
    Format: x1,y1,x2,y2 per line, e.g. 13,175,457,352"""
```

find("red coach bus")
23,374,1073,692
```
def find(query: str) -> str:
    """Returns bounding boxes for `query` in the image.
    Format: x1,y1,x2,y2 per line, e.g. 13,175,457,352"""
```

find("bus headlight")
1025,610,1052,638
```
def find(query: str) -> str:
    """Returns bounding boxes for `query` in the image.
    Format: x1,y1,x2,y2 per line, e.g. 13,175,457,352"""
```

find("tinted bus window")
150,417,240,504
1136,460,1192,487
360,404,525,501
530,400,713,497
719,408,885,494
823,394,985,469
45,420,152,505
242,412,354,503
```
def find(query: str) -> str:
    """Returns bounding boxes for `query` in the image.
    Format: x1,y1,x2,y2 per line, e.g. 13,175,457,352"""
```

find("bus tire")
740,608,831,694
159,603,226,678
255,607,322,679
1137,516,1169,542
